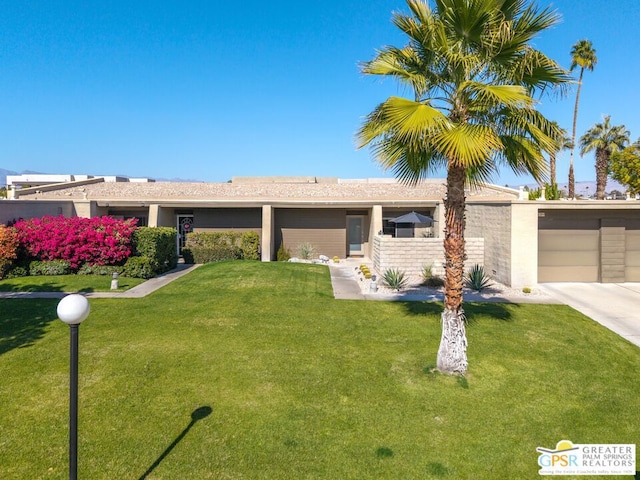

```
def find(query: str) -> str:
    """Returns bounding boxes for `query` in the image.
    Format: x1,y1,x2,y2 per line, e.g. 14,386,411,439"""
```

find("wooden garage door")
538,229,600,282
626,230,640,281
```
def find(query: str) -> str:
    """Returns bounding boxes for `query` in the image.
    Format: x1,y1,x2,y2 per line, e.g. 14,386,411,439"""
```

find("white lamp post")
57,294,90,480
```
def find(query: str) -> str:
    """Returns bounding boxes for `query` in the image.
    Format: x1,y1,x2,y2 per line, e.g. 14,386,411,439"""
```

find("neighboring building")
3,175,640,287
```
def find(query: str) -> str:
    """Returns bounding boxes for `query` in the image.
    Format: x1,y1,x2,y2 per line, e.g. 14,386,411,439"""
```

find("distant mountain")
0,168,19,187
0,168,204,187
154,176,204,182
507,179,626,197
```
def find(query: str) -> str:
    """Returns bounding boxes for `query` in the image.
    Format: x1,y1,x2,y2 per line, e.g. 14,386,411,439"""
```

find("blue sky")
1,0,638,187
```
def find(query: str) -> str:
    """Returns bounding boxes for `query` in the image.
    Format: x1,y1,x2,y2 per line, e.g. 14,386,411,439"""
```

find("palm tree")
548,122,571,187
579,116,630,199
357,0,568,374
568,40,597,198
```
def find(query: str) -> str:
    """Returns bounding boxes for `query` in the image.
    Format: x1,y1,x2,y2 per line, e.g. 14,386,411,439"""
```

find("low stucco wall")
372,235,484,276
0,200,75,224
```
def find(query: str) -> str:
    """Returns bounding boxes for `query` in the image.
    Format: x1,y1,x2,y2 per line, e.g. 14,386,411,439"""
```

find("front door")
177,215,194,256
347,216,364,256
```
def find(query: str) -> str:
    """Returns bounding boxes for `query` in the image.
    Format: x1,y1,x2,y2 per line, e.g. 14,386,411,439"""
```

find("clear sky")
1,0,638,187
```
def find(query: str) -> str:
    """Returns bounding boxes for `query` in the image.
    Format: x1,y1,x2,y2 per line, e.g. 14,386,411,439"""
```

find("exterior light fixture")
57,294,91,480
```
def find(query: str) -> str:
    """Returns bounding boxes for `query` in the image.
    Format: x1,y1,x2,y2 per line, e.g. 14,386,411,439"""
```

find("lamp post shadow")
138,406,213,480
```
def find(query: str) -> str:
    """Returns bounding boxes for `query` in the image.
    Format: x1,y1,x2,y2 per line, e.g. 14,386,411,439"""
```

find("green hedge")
240,231,260,260
121,256,158,279
77,264,122,276
29,260,72,276
132,227,178,273
182,231,260,264
182,245,241,264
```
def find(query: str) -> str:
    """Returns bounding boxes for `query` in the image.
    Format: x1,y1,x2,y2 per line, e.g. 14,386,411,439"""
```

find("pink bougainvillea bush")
13,215,138,269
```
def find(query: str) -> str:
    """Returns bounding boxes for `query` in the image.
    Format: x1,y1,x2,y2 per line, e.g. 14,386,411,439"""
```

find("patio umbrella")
389,211,433,224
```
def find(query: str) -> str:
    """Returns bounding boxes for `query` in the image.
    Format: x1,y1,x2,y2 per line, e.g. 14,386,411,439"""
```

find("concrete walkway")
539,283,640,348
0,263,200,299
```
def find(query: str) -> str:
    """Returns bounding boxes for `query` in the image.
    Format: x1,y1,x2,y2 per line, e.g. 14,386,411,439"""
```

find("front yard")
0,261,638,479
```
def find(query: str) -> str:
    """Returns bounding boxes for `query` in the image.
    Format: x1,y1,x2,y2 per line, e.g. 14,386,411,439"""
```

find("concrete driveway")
539,283,640,348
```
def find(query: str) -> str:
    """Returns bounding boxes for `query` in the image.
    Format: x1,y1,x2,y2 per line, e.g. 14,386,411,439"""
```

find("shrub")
132,227,177,272
5,265,28,278
121,256,157,279
0,225,19,279
423,276,445,288
276,243,291,262
240,232,260,260
421,264,433,280
77,264,122,276
382,268,408,291
183,231,257,264
182,245,241,264
13,215,137,269
297,242,315,260
29,260,71,276
465,264,493,291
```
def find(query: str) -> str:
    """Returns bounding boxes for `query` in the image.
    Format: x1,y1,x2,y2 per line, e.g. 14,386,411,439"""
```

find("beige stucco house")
3,175,640,288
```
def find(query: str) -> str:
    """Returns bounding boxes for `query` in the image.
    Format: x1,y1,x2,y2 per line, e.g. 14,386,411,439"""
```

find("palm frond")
462,82,531,108
432,123,503,168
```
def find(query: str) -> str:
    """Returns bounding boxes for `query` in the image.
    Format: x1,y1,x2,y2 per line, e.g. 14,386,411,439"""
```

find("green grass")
1,261,638,479
0,274,146,293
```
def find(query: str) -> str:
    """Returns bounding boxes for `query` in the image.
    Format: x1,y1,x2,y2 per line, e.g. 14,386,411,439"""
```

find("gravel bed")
352,269,552,301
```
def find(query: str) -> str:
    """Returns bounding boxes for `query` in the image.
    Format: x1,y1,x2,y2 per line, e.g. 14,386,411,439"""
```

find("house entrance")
347,216,364,256
177,215,194,256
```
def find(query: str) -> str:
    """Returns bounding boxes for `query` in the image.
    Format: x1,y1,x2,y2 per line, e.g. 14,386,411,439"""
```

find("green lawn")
0,274,146,293
0,262,638,479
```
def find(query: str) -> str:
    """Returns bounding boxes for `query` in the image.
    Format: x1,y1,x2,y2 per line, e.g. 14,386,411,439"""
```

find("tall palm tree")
548,121,571,187
579,116,630,199
568,39,597,198
357,0,568,374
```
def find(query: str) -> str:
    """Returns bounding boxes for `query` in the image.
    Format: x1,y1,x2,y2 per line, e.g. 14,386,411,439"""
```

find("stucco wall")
372,235,484,276
274,208,347,259
0,200,75,224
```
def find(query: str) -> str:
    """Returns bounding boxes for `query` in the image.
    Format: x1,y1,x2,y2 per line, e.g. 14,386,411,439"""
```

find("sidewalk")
0,264,200,299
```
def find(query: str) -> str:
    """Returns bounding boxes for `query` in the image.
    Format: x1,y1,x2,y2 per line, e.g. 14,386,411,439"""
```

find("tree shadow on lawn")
138,406,213,480
401,300,517,325
0,299,59,355
0,281,94,293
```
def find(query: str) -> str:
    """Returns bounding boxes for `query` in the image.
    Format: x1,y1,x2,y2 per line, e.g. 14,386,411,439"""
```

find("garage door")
538,229,600,282
626,230,640,281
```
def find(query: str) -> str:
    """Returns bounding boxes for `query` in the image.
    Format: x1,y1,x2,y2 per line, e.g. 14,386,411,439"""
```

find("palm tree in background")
568,40,597,198
579,116,630,200
548,122,571,188
357,0,568,374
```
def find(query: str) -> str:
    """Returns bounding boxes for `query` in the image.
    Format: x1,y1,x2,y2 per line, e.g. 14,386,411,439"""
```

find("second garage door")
538,229,600,282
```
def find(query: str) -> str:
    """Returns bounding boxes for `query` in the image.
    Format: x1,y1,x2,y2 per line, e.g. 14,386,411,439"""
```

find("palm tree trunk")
568,164,575,199
569,68,584,199
550,153,556,187
595,149,608,200
437,164,468,375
